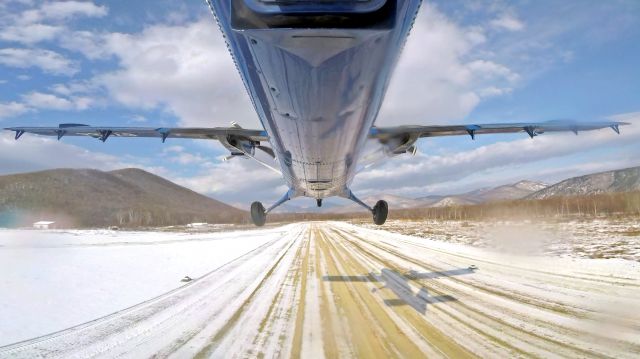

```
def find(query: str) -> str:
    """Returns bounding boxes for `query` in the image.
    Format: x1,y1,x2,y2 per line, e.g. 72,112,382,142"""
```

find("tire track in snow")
329,226,564,357
2,222,638,358
328,223,640,358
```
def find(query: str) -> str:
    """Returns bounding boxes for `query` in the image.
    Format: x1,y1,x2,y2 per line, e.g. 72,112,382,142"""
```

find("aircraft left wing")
369,120,629,155
4,123,271,159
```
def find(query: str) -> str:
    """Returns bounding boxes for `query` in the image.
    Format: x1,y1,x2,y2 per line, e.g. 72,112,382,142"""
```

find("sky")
0,0,639,209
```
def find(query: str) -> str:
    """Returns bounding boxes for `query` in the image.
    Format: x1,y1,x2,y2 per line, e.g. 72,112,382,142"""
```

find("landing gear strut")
250,189,293,226
344,189,388,226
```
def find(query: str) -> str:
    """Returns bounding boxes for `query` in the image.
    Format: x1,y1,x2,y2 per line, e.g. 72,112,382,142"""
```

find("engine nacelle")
226,136,257,156
379,133,418,156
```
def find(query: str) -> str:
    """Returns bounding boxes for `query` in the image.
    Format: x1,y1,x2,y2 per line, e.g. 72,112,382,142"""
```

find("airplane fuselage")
208,0,422,199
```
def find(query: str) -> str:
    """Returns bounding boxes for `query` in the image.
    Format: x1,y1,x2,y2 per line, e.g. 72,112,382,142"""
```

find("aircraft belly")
247,29,394,198
208,0,423,198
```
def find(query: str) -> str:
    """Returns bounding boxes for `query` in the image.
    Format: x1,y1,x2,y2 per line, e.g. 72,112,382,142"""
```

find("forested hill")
0,168,245,228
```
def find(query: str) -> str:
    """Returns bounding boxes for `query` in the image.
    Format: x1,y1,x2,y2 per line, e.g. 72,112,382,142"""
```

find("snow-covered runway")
1,222,639,358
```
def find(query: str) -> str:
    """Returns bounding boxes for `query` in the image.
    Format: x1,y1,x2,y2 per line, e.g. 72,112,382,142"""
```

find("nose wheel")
251,201,266,227
372,200,388,225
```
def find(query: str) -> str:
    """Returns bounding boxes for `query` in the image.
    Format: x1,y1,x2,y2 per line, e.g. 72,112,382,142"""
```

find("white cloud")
169,158,284,200
0,131,144,175
58,30,109,59
160,145,209,165
478,86,512,98
91,20,258,127
467,59,520,83
0,48,77,75
0,101,30,119
18,1,107,24
490,13,525,32
40,1,106,19
0,23,63,44
0,1,108,47
377,3,518,125
22,92,92,111
129,114,147,123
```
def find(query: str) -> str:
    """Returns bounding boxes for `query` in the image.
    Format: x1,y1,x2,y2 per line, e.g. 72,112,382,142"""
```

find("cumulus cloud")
0,1,107,46
17,1,107,24
377,3,518,125
0,23,63,44
94,20,257,128
490,13,525,32
21,92,92,111
0,48,77,75
0,131,149,175
0,102,31,119
161,145,210,165
57,30,110,60
168,158,285,202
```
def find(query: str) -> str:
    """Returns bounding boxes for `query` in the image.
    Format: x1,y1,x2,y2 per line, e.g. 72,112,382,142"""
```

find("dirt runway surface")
2,222,639,358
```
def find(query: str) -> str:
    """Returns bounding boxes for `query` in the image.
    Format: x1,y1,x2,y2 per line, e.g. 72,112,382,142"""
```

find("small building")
33,221,55,229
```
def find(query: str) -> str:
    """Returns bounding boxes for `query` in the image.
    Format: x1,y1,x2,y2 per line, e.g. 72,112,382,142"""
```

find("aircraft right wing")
368,120,629,155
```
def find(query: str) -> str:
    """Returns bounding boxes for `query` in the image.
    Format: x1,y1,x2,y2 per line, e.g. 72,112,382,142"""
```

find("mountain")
415,180,548,208
429,196,478,207
0,168,245,228
322,180,549,213
528,166,640,199
468,180,548,202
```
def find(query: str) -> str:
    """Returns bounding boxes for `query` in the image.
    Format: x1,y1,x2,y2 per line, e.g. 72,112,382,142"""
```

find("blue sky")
0,0,639,209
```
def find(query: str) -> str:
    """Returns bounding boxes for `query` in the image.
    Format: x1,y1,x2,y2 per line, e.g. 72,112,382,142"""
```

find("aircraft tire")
373,200,388,225
251,201,266,227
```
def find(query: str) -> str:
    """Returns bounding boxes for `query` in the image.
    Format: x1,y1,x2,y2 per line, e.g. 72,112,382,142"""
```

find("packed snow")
1,222,639,358
354,218,640,261
0,226,294,345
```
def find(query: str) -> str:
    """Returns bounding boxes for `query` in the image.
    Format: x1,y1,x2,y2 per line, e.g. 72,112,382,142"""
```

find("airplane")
4,0,629,227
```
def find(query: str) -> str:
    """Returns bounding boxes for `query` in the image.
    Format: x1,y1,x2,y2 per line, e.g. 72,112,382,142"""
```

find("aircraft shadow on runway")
323,267,476,314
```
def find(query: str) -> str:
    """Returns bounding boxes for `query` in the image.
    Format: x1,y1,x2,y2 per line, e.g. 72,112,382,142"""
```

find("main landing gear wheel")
251,201,266,227
372,200,388,225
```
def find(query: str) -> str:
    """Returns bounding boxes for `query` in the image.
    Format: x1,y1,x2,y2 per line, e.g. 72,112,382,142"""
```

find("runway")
2,222,639,358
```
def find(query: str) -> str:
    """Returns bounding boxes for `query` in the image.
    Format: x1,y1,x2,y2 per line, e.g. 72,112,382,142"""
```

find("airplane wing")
369,120,629,155
4,123,270,158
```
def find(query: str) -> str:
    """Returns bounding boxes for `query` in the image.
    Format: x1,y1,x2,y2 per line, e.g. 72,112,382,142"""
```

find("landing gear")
343,189,389,226
251,201,266,227
250,189,294,227
317,199,322,207
373,200,388,225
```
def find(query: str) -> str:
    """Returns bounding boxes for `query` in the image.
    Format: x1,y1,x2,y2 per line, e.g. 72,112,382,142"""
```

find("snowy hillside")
529,166,640,199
